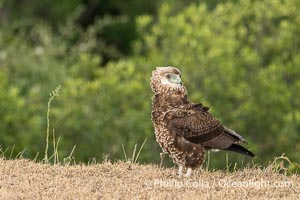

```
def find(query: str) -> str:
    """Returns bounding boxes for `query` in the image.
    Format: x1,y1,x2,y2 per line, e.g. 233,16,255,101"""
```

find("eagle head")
150,66,186,95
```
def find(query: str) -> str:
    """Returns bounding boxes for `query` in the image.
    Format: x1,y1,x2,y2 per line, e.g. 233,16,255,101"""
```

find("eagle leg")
184,168,192,178
159,152,165,168
177,165,183,177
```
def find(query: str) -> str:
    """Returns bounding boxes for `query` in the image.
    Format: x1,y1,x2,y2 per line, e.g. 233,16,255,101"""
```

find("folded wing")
169,104,255,157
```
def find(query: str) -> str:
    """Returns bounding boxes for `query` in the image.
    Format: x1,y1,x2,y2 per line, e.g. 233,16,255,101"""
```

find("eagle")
150,66,255,177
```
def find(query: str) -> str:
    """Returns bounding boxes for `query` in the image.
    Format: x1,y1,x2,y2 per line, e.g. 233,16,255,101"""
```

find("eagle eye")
166,74,171,79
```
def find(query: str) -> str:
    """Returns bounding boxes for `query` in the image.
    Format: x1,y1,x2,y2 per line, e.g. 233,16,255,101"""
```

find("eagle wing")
169,104,252,155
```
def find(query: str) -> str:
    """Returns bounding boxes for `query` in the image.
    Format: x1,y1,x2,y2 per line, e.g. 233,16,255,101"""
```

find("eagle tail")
224,144,255,157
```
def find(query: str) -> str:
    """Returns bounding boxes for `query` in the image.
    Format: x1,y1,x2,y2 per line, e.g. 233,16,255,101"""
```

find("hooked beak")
176,75,183,85
165,74,183,85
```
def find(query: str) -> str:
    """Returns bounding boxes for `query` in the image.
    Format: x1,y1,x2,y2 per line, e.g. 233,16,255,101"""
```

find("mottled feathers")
150,66,254,177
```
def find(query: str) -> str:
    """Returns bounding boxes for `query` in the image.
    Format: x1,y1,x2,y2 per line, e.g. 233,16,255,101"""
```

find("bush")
134,0,300,165
0,0,299,168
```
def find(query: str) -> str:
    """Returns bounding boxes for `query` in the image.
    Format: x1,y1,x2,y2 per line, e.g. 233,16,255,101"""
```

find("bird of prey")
150,66,255,177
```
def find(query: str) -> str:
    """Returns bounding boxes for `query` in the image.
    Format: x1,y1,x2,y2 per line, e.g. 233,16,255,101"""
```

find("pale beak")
168,74,183,85
179,80,183,85
176,75,183,85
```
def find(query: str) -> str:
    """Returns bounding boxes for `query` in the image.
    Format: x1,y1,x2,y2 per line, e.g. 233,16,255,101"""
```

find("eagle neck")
152,93,188,120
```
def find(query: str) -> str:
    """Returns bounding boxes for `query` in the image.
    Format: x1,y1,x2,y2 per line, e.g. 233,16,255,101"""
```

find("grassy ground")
0,159,299,199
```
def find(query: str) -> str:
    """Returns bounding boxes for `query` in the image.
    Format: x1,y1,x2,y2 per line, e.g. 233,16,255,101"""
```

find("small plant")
205,151,210,171
122,138,147,164
63,145,76,165
42,85,77,165
52,129,60,164
225,153,231,172
271,154,299,175
43,85,61,163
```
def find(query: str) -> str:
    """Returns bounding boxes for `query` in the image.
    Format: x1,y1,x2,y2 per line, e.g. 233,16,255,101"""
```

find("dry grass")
0,159,299,199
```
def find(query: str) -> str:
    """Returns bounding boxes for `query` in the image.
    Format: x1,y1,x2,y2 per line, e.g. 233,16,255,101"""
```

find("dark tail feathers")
225,144,255,157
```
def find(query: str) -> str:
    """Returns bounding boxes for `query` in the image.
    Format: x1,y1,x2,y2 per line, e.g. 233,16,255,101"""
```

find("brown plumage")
150,66,255,177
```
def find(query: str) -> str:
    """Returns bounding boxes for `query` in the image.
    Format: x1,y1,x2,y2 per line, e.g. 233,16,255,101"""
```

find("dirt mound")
0,159,299,199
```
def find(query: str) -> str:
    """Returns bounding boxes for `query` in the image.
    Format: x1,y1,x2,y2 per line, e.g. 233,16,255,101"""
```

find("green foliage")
0,0,160,60
135,0,300,165
49,59,156,162
0,73,25,147
0,0,299,169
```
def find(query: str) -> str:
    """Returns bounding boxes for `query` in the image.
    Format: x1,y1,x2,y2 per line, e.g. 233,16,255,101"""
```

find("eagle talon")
183,168,192,178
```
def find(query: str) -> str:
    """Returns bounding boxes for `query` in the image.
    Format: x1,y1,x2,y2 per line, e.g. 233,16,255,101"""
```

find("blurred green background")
0,0,299,170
